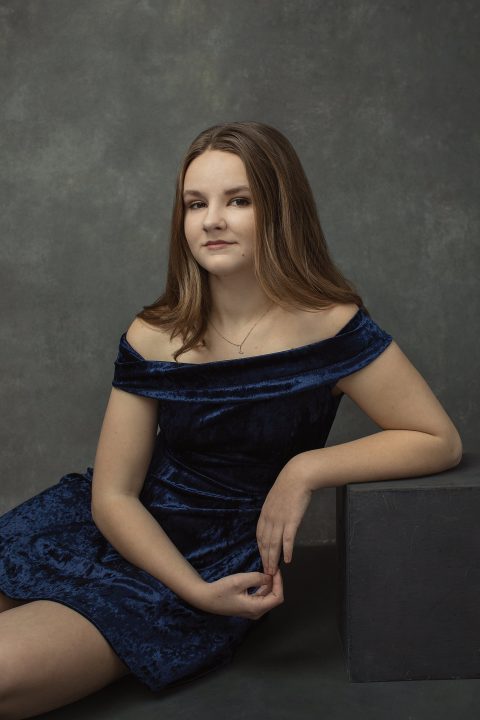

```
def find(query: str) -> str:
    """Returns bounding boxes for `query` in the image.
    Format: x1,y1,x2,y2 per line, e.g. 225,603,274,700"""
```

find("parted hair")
136,120,367,362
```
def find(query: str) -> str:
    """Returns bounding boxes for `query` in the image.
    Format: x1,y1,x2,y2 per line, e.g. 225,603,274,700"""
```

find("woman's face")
183,149,256,276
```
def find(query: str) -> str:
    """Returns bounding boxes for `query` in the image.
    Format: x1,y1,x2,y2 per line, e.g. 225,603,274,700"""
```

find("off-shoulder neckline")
119,308,369,369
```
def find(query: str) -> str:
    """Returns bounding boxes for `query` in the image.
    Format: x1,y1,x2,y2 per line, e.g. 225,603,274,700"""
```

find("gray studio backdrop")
1,1,478,545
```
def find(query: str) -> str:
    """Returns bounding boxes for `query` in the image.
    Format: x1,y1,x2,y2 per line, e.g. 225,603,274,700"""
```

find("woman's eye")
187,198,250,210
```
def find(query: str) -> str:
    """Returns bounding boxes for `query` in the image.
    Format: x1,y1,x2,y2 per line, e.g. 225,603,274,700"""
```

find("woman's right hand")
195,568,284,619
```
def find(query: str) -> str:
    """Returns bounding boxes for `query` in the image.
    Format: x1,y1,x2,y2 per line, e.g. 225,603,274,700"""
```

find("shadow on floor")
40,545,479,720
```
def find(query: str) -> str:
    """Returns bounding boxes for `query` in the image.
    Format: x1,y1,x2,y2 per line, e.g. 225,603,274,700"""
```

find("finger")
256,513,266,541
271,567,284,597
264,534,277,574
256,514,267,563
267,525,283,574
256,515,267,570
251,570,283,606
259,520,274,574
250,582,271,596
250,571,272,587
283,523,296,564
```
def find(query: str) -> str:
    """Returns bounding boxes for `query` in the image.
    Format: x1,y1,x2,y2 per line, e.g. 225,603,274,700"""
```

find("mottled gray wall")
1,1,478,545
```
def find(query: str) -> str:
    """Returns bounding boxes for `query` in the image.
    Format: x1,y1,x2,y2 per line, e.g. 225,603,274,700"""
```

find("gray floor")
41,545,479,720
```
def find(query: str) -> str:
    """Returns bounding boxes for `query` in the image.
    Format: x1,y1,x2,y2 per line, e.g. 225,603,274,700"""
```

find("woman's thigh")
0,600,131,717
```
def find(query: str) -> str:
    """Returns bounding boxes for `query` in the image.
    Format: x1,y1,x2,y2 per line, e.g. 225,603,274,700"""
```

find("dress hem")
0,583,239,693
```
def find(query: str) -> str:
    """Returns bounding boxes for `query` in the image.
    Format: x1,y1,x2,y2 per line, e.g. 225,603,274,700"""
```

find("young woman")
0,121,462,717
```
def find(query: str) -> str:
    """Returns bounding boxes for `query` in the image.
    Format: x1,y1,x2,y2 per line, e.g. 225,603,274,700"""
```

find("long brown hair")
137,121,367,362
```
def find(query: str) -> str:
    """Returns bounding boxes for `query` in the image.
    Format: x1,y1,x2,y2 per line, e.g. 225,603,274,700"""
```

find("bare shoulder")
304,303,360,397
323,302,361,331
125,317,175,361
301,302,361,338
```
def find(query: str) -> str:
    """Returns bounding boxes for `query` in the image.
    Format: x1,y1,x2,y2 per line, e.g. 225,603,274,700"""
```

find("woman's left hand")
256,456,313,575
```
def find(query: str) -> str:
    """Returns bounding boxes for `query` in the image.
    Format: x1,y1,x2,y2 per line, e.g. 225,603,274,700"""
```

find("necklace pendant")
238,346,244,355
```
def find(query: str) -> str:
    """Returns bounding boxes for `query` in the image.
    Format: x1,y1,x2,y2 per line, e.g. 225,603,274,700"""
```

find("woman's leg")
0,599,132,720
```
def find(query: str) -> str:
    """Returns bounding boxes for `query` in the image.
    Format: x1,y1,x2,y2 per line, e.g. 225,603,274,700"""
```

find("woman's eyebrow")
182,185,251,199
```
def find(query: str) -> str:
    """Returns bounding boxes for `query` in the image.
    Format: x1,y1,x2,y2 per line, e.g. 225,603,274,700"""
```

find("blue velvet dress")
0,308,392,692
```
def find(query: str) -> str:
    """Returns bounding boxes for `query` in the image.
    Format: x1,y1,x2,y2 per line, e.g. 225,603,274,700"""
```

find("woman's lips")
205,241,235,248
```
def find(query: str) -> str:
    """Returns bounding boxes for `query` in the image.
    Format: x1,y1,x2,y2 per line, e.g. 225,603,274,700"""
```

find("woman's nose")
202,210,227,232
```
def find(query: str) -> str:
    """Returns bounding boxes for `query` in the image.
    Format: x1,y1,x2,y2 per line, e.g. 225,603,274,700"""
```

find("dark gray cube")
336,452,480,682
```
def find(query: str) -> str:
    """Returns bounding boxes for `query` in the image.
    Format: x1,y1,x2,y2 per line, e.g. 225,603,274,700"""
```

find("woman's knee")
0,600,131,718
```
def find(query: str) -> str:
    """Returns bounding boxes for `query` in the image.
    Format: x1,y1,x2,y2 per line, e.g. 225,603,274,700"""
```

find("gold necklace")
208,302,275,355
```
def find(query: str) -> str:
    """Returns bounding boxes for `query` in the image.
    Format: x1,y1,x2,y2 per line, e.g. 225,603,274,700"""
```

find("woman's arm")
92,491,207,606
91,381,207,608
255,339,463,576
299,339,463,490
92,321,282,619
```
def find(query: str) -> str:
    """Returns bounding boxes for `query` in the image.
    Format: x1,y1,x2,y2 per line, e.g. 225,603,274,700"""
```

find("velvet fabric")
0,308,392,692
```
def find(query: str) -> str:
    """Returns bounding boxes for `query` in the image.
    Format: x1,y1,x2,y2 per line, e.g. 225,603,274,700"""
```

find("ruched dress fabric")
0,308,393,692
